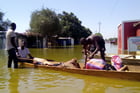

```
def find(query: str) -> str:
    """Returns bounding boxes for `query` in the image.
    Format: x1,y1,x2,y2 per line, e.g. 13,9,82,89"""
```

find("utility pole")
98,22,101,33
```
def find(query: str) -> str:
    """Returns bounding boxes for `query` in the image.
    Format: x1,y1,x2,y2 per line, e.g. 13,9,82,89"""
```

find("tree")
95,32,103,37
0,11,4,30
30,8,61,41
0,11,4,21
58,11,92,44
0,11,10,31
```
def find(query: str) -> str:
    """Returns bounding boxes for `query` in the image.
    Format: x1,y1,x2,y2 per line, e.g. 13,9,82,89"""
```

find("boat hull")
95,54,140,65
20,62,140,82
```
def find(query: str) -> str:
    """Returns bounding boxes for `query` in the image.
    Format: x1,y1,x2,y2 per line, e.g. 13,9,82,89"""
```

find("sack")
111,55,122,70
86,59,106,70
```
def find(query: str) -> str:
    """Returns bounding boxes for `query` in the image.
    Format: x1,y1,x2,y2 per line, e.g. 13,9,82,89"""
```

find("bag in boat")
86,59,106,70
111,55,122,71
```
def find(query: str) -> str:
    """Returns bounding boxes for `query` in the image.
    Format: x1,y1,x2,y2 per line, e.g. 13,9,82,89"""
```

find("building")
0,30,74,49
0,31,6,49
57,37,74,46
17,32,45,48
118,20,140,54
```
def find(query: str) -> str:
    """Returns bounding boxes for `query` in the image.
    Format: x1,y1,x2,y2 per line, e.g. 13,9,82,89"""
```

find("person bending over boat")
17,40,34,63
80,34,106,61
33,58,81,69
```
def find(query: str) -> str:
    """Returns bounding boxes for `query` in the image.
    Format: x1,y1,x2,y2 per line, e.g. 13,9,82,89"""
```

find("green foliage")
30,8,92,44
0,11,4,21
0,11,11,31
95,33,103,37
58,11,92,44
30,8,61,37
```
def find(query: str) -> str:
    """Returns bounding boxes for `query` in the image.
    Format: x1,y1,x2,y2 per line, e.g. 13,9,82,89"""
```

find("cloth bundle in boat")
111,55,122,71
86,59,106,70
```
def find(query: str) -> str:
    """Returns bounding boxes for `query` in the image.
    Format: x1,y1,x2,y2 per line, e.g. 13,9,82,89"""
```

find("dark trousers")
7,48,18,68
100,50,105,62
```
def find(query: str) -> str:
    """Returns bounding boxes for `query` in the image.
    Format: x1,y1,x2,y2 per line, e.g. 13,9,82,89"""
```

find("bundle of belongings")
85,55,128,71
86,59,106,70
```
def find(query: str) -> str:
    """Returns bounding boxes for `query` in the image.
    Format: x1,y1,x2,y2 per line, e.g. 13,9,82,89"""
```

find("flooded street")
0,44,140,93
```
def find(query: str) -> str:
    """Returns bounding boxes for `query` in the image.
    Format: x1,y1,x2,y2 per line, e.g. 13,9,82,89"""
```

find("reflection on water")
0,44,140,93
1,67,140,93
1,68,140,93
105,43,118,54
29,45,84,62
17,69,84,93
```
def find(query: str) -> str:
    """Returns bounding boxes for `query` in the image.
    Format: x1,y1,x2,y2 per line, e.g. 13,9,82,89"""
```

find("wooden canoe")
19,61,140,82
95,54,140,65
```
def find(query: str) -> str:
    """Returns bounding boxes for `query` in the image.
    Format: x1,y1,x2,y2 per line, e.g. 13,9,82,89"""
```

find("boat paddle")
84,54,88,69
84,49,89,69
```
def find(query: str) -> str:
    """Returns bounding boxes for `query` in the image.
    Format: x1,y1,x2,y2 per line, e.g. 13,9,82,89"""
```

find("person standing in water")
5,23,18,68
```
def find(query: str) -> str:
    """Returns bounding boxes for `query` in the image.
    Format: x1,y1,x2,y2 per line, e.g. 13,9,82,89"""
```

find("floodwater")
0,44,140,93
